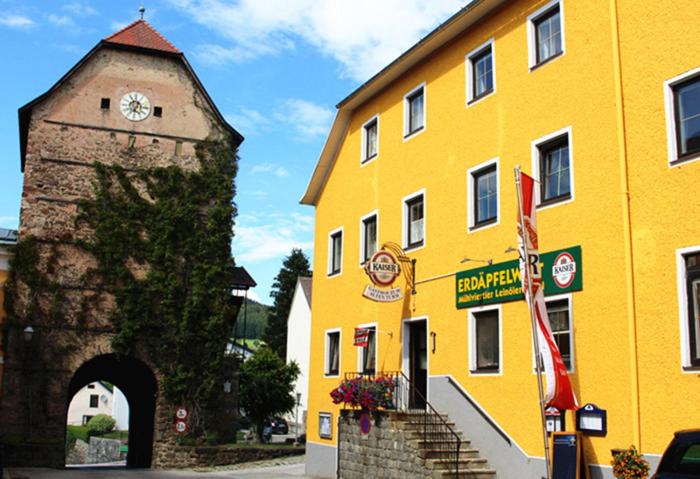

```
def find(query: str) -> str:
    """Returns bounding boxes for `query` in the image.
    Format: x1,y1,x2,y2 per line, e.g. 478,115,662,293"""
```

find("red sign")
354,328,370,347
174,420,188,434
175,406,188,420
365,251,400,287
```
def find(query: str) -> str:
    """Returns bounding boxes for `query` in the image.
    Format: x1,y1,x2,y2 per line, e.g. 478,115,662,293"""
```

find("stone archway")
67,354,158,468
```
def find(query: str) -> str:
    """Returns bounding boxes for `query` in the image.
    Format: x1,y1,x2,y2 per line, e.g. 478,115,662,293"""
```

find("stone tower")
1,19,243,467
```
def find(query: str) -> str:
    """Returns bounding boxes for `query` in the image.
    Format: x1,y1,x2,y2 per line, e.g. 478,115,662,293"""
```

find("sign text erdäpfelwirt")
455,246,582,308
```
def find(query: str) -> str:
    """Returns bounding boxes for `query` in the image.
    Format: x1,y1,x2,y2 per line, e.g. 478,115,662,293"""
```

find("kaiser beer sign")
456,246,583,308
363,250,403,302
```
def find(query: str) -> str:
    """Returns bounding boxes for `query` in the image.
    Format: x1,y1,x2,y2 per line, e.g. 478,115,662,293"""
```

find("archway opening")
66,354,157,468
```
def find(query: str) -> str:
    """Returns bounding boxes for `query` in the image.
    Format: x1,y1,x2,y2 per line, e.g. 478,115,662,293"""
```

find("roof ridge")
103,19,142,42
104,19,180,54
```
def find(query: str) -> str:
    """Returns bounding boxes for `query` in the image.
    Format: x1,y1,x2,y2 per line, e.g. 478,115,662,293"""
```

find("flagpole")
515,166,552,479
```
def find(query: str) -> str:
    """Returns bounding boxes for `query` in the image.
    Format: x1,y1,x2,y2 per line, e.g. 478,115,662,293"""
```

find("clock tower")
2,19,243,468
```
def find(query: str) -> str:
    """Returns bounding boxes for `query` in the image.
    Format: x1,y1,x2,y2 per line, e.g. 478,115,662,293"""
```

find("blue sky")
0,0,468,303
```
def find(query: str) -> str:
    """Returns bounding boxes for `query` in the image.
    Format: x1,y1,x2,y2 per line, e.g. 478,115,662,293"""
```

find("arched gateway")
0,17,244,468
67,355,157,468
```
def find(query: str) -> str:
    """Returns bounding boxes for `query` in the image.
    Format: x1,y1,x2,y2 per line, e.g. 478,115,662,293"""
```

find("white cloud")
48,14,75,27
233,211,314,263
0,14,34,29
225,107,272,136
63,2,98,17
275,99,333,141
250,163,290,178
167,0,469,81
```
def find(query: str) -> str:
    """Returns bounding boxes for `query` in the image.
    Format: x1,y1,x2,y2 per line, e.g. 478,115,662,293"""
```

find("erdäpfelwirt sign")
363,250,403,302
455,245,582,308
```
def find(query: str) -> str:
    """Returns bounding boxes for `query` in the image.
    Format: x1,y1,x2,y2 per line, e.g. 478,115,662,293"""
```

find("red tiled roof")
104,19,180,54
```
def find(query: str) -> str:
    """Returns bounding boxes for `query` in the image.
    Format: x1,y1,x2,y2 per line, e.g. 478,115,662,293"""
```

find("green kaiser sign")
455,245,583,309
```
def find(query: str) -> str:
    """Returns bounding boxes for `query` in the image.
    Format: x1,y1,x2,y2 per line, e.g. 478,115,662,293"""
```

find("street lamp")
295,392,301,443
23,326,34,343
223,380,232,394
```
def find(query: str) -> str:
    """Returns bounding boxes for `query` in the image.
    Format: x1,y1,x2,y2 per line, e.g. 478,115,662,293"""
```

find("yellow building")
0,228,18,391
301,0,700,477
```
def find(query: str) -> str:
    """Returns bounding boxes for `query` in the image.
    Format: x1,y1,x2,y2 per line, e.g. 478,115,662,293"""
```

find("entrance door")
408,320,427,409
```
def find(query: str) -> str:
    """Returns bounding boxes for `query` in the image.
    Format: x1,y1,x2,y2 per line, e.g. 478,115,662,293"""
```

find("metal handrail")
343,371,461,477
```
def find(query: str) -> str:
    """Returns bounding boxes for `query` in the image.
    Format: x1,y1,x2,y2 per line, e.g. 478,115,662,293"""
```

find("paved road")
6,456,313,479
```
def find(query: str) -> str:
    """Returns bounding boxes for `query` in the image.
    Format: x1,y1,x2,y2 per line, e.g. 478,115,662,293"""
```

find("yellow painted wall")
615,0,700,455
306,0,699,468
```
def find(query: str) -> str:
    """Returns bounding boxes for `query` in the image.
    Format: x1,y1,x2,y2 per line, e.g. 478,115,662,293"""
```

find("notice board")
550,432,589,479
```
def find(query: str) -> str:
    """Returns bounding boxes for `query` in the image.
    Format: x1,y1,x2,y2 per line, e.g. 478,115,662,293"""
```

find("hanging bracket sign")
363,250,403,302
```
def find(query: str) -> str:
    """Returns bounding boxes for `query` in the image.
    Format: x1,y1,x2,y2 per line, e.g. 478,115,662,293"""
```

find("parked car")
652,429,700,478
268,417,289,435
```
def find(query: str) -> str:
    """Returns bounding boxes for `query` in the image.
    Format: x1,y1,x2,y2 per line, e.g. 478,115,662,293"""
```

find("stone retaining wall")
152,445,304,469
338,411,431,479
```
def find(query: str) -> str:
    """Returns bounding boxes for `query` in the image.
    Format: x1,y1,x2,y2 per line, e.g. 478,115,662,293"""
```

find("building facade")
301,0,700,477
0,229,18,392
0,19,243,468
66,381,129,430
286,276,312,431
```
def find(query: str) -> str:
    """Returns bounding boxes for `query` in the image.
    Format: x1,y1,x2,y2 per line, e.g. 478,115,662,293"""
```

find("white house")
67,381,129,430
285,276,311,432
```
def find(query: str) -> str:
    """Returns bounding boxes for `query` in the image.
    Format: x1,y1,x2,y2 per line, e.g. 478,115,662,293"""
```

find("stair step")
414,439,469,450
407,430,464,439
429,458,488,470
436,468,497,479
404,420,457,428
419,448,481,459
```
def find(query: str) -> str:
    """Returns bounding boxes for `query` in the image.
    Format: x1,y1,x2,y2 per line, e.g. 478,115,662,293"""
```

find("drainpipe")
610,0,642,449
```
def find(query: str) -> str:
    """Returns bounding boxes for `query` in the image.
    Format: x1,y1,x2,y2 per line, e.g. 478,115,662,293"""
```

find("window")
89,394,98,408
532,128,573,207
540,297,573,371
328,228,343,276
100,98,110,109
404,84,425,138
362,117,379,163
87,384,95,389
469,160,499,229
684,252,700,367
153,106,163,117
471,308,500,373
128,135,136,149
467,40,495,104
175,141,183,156
360,327,377,376
666,70,700,164
404,192,424,250
528,1,564,69
360,213,378,264
325,330,341,376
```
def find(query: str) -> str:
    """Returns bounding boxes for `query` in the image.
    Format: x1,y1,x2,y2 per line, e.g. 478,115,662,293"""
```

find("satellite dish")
100,395,108,404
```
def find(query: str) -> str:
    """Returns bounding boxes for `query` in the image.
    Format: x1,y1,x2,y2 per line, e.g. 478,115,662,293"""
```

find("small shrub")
65,428,77,455
87,414,116,436
611,445,650,479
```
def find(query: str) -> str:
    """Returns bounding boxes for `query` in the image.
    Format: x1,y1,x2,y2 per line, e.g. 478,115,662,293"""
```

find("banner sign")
455,245,582,309
363,285,403,302
354,328,370,347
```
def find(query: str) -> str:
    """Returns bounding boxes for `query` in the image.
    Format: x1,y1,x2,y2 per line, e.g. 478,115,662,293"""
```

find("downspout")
610,0,642,449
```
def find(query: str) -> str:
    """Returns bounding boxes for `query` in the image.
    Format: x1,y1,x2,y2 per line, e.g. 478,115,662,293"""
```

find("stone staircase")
397,411,497,479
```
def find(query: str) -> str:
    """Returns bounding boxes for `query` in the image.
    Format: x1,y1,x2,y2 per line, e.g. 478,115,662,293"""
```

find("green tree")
239,346,300,441
263,248,311,357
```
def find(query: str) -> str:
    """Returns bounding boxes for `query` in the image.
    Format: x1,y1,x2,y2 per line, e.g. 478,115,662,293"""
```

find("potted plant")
611,445,650,479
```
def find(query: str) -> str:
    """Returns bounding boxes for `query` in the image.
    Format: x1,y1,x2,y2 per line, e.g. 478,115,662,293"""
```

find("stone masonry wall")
152,445,304,469
338,411,433,479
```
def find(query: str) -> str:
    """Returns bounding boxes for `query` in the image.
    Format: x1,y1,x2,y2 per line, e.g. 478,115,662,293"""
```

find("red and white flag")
516,170,578,411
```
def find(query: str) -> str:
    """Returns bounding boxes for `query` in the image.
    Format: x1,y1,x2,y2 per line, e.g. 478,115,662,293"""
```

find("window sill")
327,271,342,278
324,373,340,378
467,89,494,106
682,365,700,372
529,51,564,72
537,193,572,209
670,151,700,167
470,368,501,375
404,242,425,253
361,153,378,165
470,218,498,232
403,125,425,141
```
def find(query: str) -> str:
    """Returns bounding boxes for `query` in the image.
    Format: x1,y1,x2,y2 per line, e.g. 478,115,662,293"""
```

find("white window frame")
469,304,502,376
402,188,426,252
664,66,700,167
466,38,496,107
467,157,500,232
527,0,566,70
361,115,380,165
327,226,344,277
403,82,426,141
531,126,574,210
531,293,575,373
677,245,700,371
324,328,342,377
355,322,378,374
359,209,379,266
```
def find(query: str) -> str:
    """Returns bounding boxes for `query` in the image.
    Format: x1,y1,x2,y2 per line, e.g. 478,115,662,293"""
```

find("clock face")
120,92,151,121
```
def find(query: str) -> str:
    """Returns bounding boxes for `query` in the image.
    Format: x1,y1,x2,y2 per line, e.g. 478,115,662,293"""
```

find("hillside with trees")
234,298,270,340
